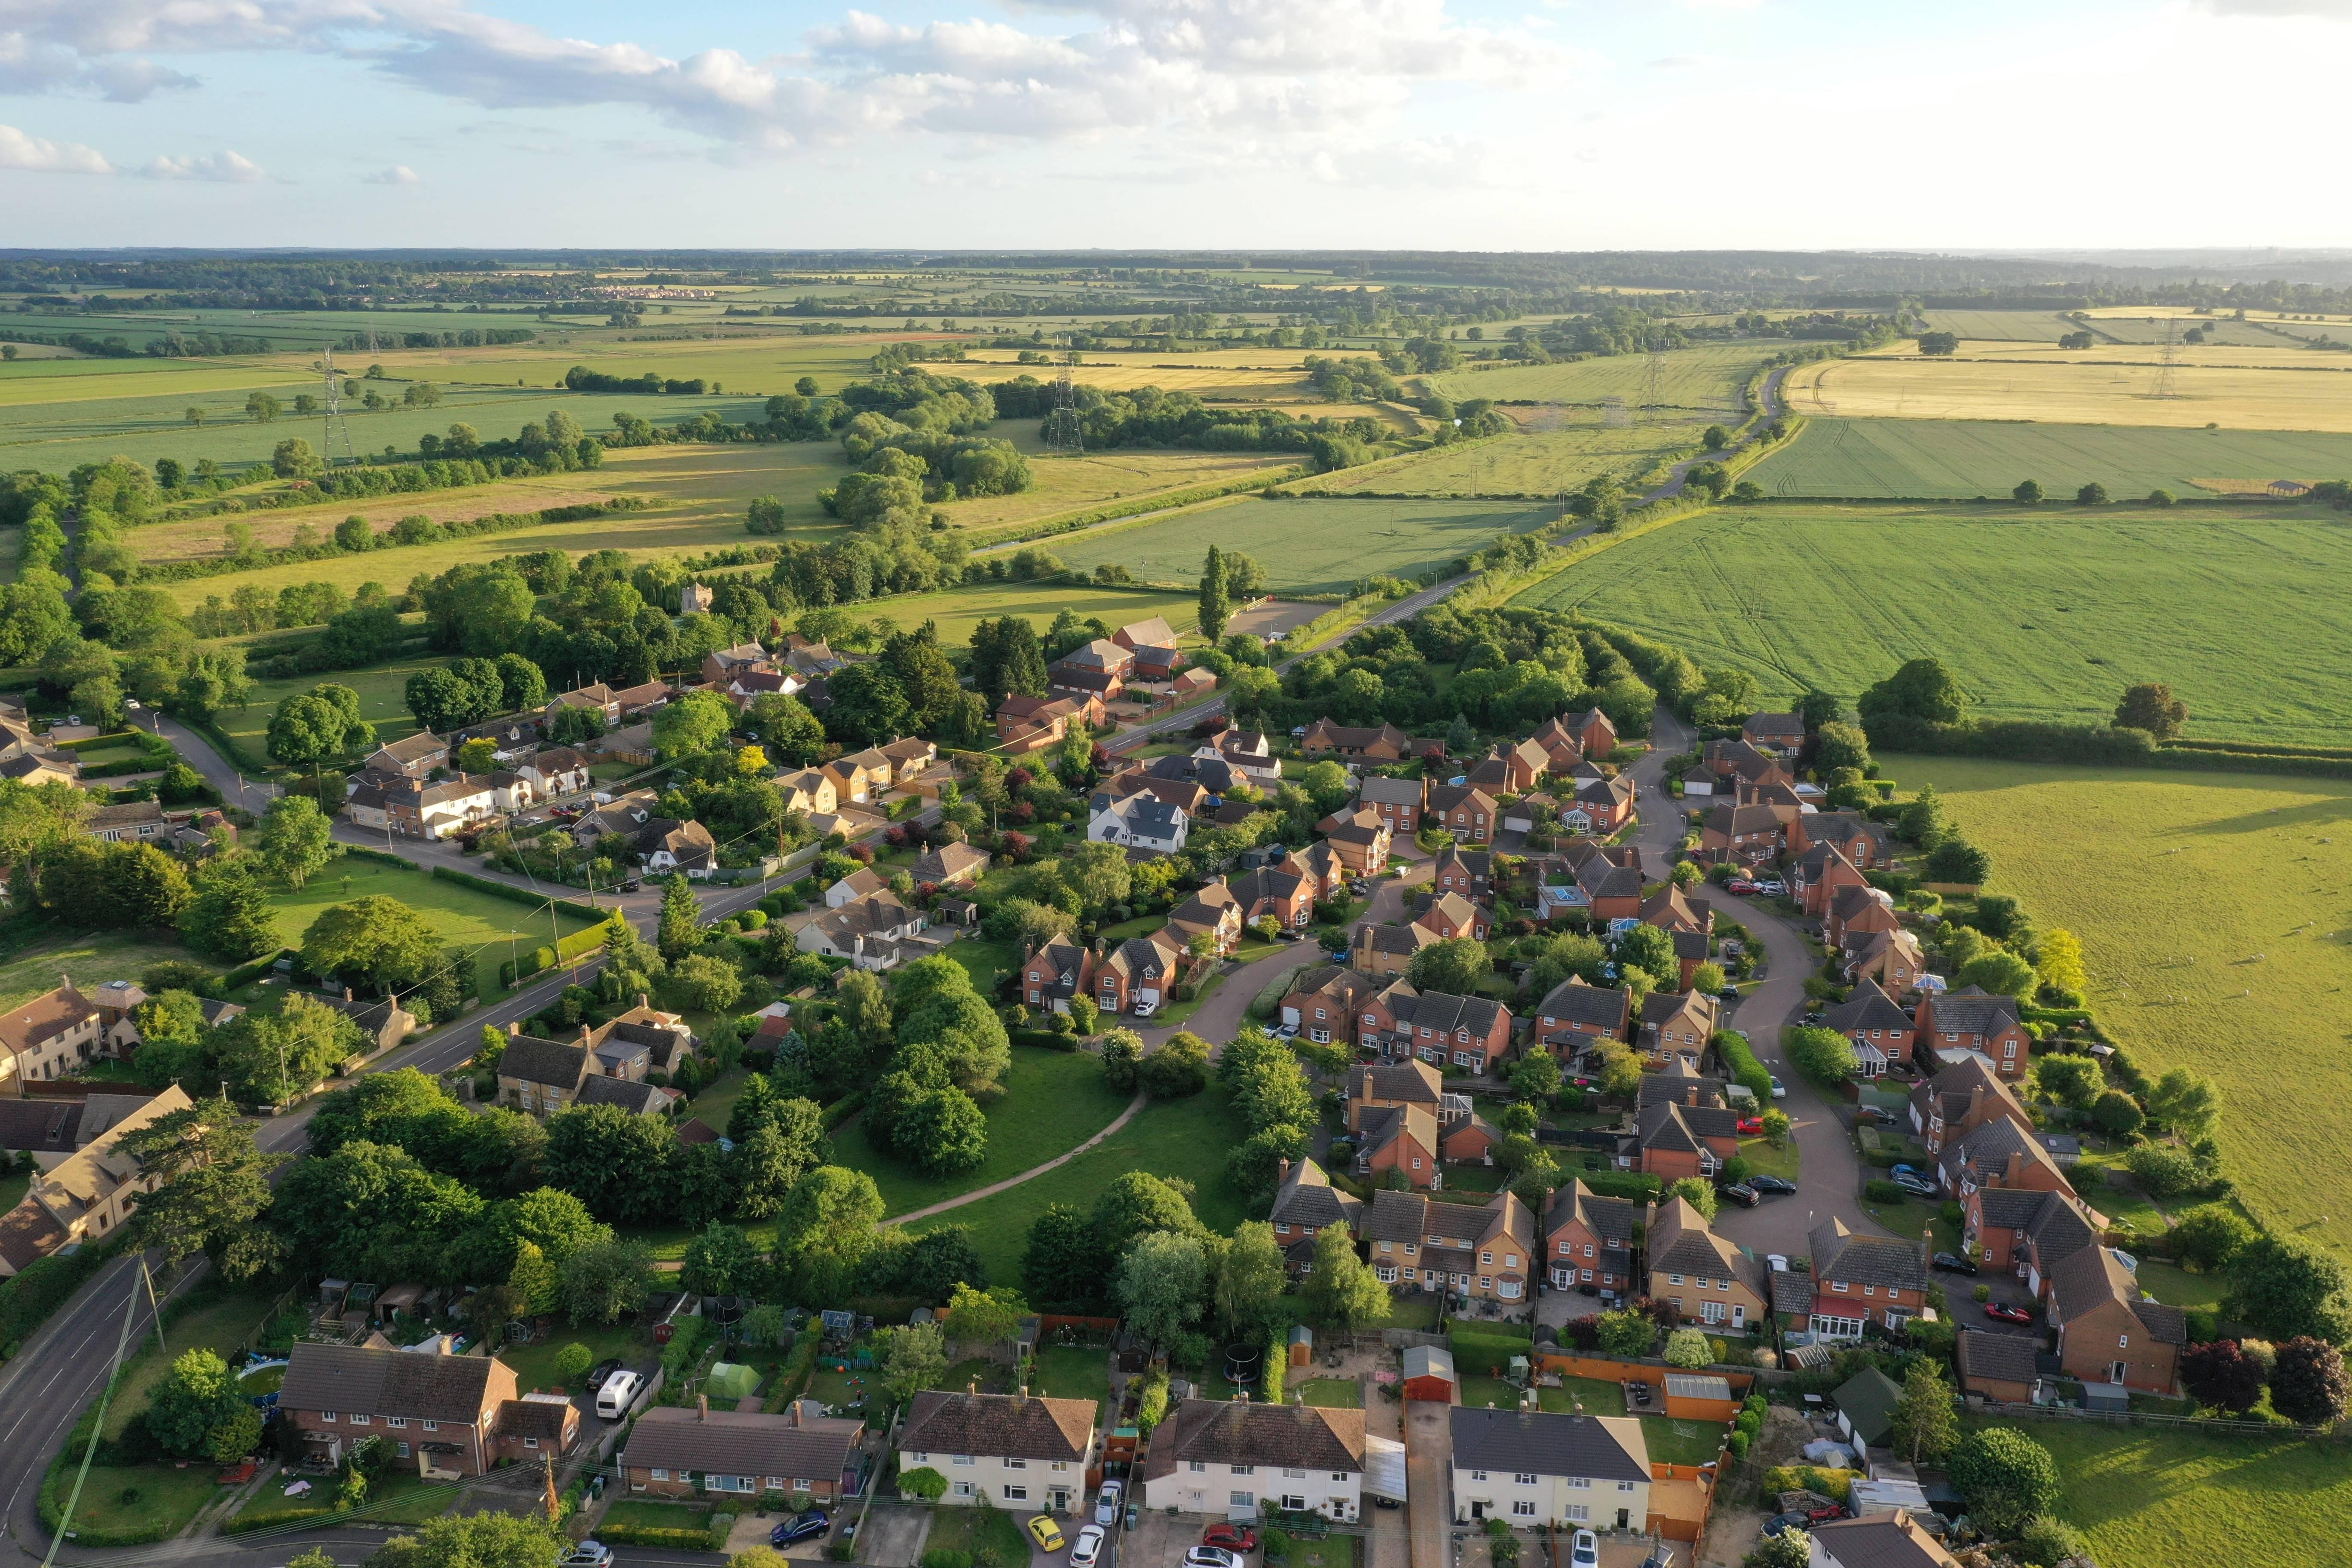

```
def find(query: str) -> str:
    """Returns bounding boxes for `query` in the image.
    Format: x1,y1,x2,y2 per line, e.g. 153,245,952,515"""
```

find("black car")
1932,1251,1980,1276
1718,1182,1761,1207
1892,1173,1940,1198
772,1512,830,1547
1761,1514,1811,1540
619,879,642,893
585,1359,622,1391
1749,1175,1797,1196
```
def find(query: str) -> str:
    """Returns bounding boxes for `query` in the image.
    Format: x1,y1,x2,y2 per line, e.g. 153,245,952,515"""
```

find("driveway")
1402,1396,1451,1568
856,1502,933,1568
1625,709,1882,1257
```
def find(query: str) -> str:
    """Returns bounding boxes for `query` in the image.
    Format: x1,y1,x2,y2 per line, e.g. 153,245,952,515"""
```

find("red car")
1203,1526,1259,1554
1984,1302,2033,1325
1736,1116,1764,1135
1727,879,1760,894
1799,1503,1846,1524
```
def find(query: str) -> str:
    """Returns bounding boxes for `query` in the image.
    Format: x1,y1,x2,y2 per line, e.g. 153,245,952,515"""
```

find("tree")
245,391,281,423
1099,1029,1142,1093
654,689,735,757
1888,1362,1959,1464
1613,924,1678,991
2075,481,2109,505
1813,721,1873,775
2173,1205,2256,1272
1896,785,1942,846
2035,928,2087,998
1137,1033,1210,1097
1594,1309,1656,1359
1117,1230,1207,1346
1784,1026,1858,1084
746,692,825,764
1092,1170,1202,1256
558,1238,653,1324
877,1320,949,1406
682,1222,764,1296
2114,682,2188,739
2088,1089,2144,1139
302,896,439,995
1957,950,2036,999
1197,545,1231,643
1023,1204,1107,1310
1406,936,1492,997
657,874,701,961
117,1096,283,1276
146,1348,249,1458
554,1342,594,1388
2145,1067,2220,1140
1213,1221,1289,1339
822,663,912,746
733,1111,821,1219
1858,657,1968,729
2232,1234,2352,1344
257,795,337,889
775,1166,885,1298
1924,838,1992,885
368,1506,567,1568
1949,1428,2061,1534
1509,1049,1561,1102
267,683,374,767
1663,1329,1711,1368
897,1084,989,1178
2013,479,2043,503
178,856,277,963
2179,1339,2266,1415
2269,1336,2351,1425
1665,1176,1717,1220
2017,1518,2089,1568
665,952,744,1013
1743,1530,1810,1568
2033,1053,2100,1110
1301,1222,1389,1330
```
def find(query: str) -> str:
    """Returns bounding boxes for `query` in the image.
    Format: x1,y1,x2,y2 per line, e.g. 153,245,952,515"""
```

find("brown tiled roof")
1147,1396,1365,1473
1362,1188,1428,1243
628,1403,864,1479
500,1035,591,1091
1956,1330,2040,1387
899,1390,1094,1463
281,1343,505,1422
0,986,96,1056
1536,978,1629,1030
1353,1060,1442,1106
499,1398,575,1442
1808,1216,1929,1292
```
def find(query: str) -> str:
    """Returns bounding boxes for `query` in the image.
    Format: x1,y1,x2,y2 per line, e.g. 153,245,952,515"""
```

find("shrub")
1784,1025,1857,1084
2018,1516,2089,1568
1950,1428,2060,1534
1663,1329,1712,1368
1863,1179,1907,1203
2125,1141,2202,1200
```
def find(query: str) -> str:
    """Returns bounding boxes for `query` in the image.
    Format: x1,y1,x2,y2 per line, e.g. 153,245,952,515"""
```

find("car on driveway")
1757,880,1787,896
1750,1175,1797,1196
1028,1516,1067,1554
1203,1527,1259,1554
585,1359,622,1391
1761,1515,1810,1540
1892,1173,1939,1198
1891,1163,1928,1181
1185,1550,1243,1568
1070,1527,1107,1568
1718,1182,1761,1207
1727,879,1760,895
772,1513,830,1547
1736,1115,1764,1134
562,1547,612,1568
1132,998,1157,1019
1985,1302,2034,1325
1095,1481,1123,1526
1933,1251,1979,1275
1716,986,1742,1003
1569,1530,1600,1568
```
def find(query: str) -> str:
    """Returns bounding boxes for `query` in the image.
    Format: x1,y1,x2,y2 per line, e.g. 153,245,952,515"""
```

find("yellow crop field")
0,358,297,407
1291,420,1704,497
971,361,1308,400
1858,340,2337,373
1785,353,2352,432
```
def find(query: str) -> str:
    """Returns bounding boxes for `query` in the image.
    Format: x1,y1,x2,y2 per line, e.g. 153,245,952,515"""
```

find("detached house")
0,1085,196,1274
1631,1088,1739,1182
799,894,931,971
1565,772,1637,835
1908,1056,2034,1157
1967,1185,2102,1284
1361,1187,1535,1307
1844,927,1927,999
1096,930,1187,1015
912,842,989,890
1794,843,1871,916
2048,1246,2184,1394
1914,986,2033,1079
1564,709,1617,757
1364,990,1513,1072
1637,989,1719,1065
1089,792,1189,856
1807,1216,1931,1339
1698,803,1797,866
1229,859,1317,932
1049,639,1133,701
1430,845,1493,903
1423,785,1497,845
1281,966,1383,1045
1741,712,1805,751
1358,775,1426,836
1542,1179,1637,1297
364,730,449,779
1644,1195,1765,1330
1166,882,1245,955
1823,883,1900,949
0,982,104,1086
1529,715,1587,772
1350,920,1438,978
1412,890,1490,943
897,1390,1099,1512
1821,980,1919,1074
1792,812,1893,870
1142,1397,1366,1522
1533,978,1632,1054
1021,941,1097,1016
1449,1409,1651,1534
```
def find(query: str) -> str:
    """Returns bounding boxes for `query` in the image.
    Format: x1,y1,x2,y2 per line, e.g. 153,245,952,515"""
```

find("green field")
0,929,193,1011
1055,496,1553,594
1971,1418,2352,1568
911,1084,1247,1282
268,857,600,964
1895,754,2352,1255
1917,309,2079,342
1290,422,1706,499
830,1045,1136,1220
1424,343,1767,412
212,651,444,771
1746,417,2352,500
2078,315,2288,348
1511,504,2352,744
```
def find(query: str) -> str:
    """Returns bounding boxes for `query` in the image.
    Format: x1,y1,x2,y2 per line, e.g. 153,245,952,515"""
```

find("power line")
1045,346,1084,455
319,343,357,468
2153,315,2180,401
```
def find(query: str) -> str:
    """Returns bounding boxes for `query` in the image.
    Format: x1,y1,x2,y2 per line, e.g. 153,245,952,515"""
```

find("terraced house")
1449,1408,1651,1532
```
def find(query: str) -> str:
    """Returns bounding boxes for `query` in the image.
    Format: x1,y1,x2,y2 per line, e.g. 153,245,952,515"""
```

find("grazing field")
266,857,600,961
0,357,305,406
831,1046,1136,1219
1510,504,2352,744
1424,343,1767,411
1289,420,1706,498
1055,496,1553,594
1894,755,2352,1255
1917,309,2079,342
1785,351,2352,430
0,929,192,1009
946,442,1301,535
1966,1417,2352,1568
1746,416,2352,499
214,651,442,770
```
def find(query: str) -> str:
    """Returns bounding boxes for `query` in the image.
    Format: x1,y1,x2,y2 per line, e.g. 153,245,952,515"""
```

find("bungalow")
548,684,621,726
86,799,171,844
2049,1246,2184,1394
1020,940,1097,1016
720,669,806,710
1141,1396,1366,1522
827,867,891,908
1096,929,1187,1015
1821,980,1919,1074
912,842,990,890
1315,805,1392,874
625,1399,866,1501
1644,1195,1765,1330
1449,1408,1650,1533
898,1390,1098,1512
609,680,674,720
1088,792,1189,856
364,730,449,779
1300,720,1410,760
1283,966,1382,1046
1542,1179,1637,1296
1270,1156,1363,1269
1807,1216,1931,1339
1358,775,1425,836
1362,1187,1534,1307
799,894,931,971
1811,1513,1962,1568
278,1341,516,1477
1423,785,1497,846
1532,978,1632,1054
1913,986,2033,1079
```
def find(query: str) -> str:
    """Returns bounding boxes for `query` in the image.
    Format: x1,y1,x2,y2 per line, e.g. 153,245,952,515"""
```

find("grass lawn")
684,1067,754,1139
805,1367,879,1414
1459,1376,1516,1412
0,1168,31,1216
944,939,1015,997
1535,1377,1629,1416
271,858,599,989
1736,1137,1800,1185
1030,1344,1108,1424
498,1323,645,1396
1375,1297,1441,1331
100,1286,281,1441
2135,1259,2228,1311
212,652,447,772
910,1085,1245,1282
601,1499,712,1529
833,1046,1134,1221
1972,1417,2352,1568
1515,505,2352,745
50,1464,227,1546
1295,1378,1361,1409
1639,1415,1727,1468
1898,754,2352,1254
2072,1155,2169,1241
927,1504,1032,1562
0,929,191,1011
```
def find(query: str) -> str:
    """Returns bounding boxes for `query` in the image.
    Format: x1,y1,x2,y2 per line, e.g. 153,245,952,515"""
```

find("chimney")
507,1020,522,1038
639,993,649,1010
2005,1151,2024,1186
1020,1385,1029,1398
580,1025,592,1046
1685,1085,1699,1108
697,1395,708,1421
1968,1083,1984,1121
1237,1391,1250,1403
344,986,354,1002
968,1379,978,1394
787,1401,801,1427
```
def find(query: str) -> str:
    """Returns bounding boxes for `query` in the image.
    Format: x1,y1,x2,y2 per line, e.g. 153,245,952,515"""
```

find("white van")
596,1371,643,1420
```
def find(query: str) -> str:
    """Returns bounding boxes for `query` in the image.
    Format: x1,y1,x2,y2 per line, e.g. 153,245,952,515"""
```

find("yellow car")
1026,1515,1066,1554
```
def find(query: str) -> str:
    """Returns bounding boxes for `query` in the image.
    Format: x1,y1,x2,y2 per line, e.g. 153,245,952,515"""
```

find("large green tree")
256,795,337,890
1949,1429,2060,1534
1116,1230,1207,1347
302,895,440,994
1301,1223,1389,1330
118,1096,284,1278
1197,545,1231,644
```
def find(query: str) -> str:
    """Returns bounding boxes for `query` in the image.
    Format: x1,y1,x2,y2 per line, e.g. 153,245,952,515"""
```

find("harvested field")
943,441,1299,534
1786,351,2352,430
1917,309,2080,342
1055,496,1554,595
1290,419,1707,498
1423,343,1767,411
1509,502,2352,744
1746,416,2352,499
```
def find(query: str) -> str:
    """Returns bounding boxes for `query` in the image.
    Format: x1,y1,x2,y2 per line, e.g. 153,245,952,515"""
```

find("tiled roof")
1646,1197,1755,1288
1449,1408,1647,1482
1147,1397,1365,1475
1354,1060,1443,1105
900,1390,1096,1463
280,1343,502,1422
578,1076,668,1115
500,1035,591,1090
1393,991,1506,1038
1823,980,1914,1035
1925,986,2024,1036
1361,1188,1428,1243
1808,1216,1929,1292
1271,1158,1361,1231
1537,979,1630,1029
629,1403,864,1478
1956,1329,2040,1387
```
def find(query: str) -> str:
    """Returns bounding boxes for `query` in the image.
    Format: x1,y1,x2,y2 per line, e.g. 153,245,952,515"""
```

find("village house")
1088,792,1189,855
719,669,806,710
1228,858,1318,931
825,748,894,806
1697,802,1797,865
1645,1195,1765,1330
278,1341,517,1477
799,894,931,971
1411,890,1490,943
344,773,498,841
1542,1179,1638,1296
1528,715,1587,773
490,1393,582,1467
1358,775,1426,836
625,1398,866,1500
898,1389,1099,1512
1315,804,1392,873
1821,980,1920,1074
1281,967,1381,1045
495,1032,593,1115
1936,1120,2081,1205
1423,785,1497,845
1533,842,1643,924
0,1085,196,1274
1349,919,1439,978
1908,1056,2035,1156
1843,926,1927,998
879,736,939,784
1141,1396,1366,1522
2048,1246,2184,1394
1807,1216,1931,1339
1354,1100,1443,1188
1430,845,1494,903
1741,711,1806,751
1532,978,1632,1055
1565,772,1638,835
1564,709,1617,757
0,981,104,1085
364,730,450,778
1270,1156,1363,1270
1112,615,1178,656
639,817,717,875
1048,638,1133,701
702,643,776,685
1966,1184,2102,1284
1300,720,1411,761
86,799,171,844
1630,1089,1740,1182
827,867,890,907
1360,989,1513,1072
1166,882,1245,955
1096,929,1187,1015
1792,812,1894,870
912,842,989,891
1793,842,1871,915
1020,940,1096,1016
1914,986,2034,1079
1449,1408,1651,1533
776,768,839,817
1637,989,1719,1065
1361,1187,1535,1307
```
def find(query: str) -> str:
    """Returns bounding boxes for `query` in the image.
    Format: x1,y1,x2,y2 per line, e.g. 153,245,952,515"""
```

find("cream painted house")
1140,1397,1366,1522
896,1390,1097,1513
1448,1408,1651,1533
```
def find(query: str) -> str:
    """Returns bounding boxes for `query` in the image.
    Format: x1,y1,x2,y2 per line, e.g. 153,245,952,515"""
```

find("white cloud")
2194,0,2352,13
1645,52,1708,67
0,120,111,173
141,149,266,180
361,163,420,183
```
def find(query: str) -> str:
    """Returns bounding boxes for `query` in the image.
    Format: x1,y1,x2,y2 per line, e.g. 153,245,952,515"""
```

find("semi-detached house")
1141,1396,1367,1522
625,1398,866,1501
1449,1407,1651,1532
897,1389,1099,1512
279,1342,516,1477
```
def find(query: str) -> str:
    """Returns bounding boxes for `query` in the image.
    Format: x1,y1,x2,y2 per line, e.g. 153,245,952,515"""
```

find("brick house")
1913,987,2033,1079
1534,842,1645,923
1843,927,1927,998
1542,1179,1637,1296
995,694,1097,751
1637,989,1719,1065
1140,1396,1366,1522
1565,709,1617,757
2049,1247,2185,1393
1361,1188,1535,1305
1807,1217,1931,1339
1645,1196,1765,1330
1528,717,1586,773
1823,883,1901,949
1348,1059,1447,1126
1412,890,1490,942
1316,804,1393,873
1936,1121,2081,1204
1791,812,1894,870
1966,1185,2101,1282
491,1394,581,1466
1270,1156,1363,1268
1955,1331,2042,1405
1631,1090,1739,1182
1165,882,1245,955
912,842,989,890
1283,967,1383,1045
1532,978,1632,1054
1567,772,1638,835
1096,929,1187,1015
1793,843,1871,916
1355,1102,1443,1188
625,1399,864,1501
1908,1056,2035,1156
1363,990,1513,1072
1351,920,1438,977
1697,803,1797,866
1423,785,1497,845
1020,940,1096,1016
1301,720,1411,760
1430,845,1493,903
364,730,450,778
0,1085,196,1274
1229,861,1318,931
1741,712,1806,751
1820,980,1919,1073
1048,638,1133,701
1359,775,1425,836
279,1343,516,1477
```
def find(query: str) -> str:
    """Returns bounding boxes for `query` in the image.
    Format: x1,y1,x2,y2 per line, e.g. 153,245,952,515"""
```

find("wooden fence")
1977,1399,2338,1440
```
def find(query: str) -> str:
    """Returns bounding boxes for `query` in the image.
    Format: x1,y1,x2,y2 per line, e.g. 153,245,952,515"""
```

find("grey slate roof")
1823,979,1914,1036
1393,990,1506,1038
1361,1188,1429,1244
578,1075,669,1116
1956,1329,2040,1387
1448,1408,1648,1483
1925,986,2024,1036
1270,1157,1361,1232
500,1035,591,1091
1809,1217,1929,1293
280,1343,499,1422
1536,979,1631,1030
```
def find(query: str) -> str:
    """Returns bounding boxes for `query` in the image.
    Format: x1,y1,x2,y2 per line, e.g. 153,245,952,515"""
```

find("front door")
2109,1362,2128,1384
1051,1488,1070,1510
1469,1502,1485,1520
1615,1509,1629,1531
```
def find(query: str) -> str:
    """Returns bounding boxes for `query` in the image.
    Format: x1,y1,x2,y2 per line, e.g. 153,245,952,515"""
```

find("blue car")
773,1512,831,1546
1890,1164,1926,1181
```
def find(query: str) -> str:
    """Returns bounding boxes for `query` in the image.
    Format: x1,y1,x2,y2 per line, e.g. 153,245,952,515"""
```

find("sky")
3,0,2351,251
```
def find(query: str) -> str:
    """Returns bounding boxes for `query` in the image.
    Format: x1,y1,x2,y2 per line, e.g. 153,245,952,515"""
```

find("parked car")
585,1359,622,1391
1932,1251,1979,1276
1985,1302,2034,1325
1892,1172,1939,1198
1727,879,1760,895
1761,1514,1810,1540
1757,880,1787,896
1716,986,1742,1002
619,878,641,892
1275,1023,1299,1040
1203,1525,1259,1553
562,1546,612,1568
772,1513,830,1547
1070,1527,1107,1568
1570,1530,1600,1568
1028,1517,1067,1554
1132,998,1158,1018
1769,1076,1786,1099
1891,1163,1928,1181
1856,1105,1892,1124
1718,1182,1761,1208
1185,1550,1243,1568
1750,1175,1797,1196
1096,1481,1123,1526
1736,1115,1764,1135
1798,1502,1846,1524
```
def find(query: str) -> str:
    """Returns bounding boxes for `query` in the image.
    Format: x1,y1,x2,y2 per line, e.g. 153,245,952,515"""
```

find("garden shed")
1289,1325,1315,1367
1830,1366,1904,1452
1661,1372,1736,1422
1402,1345,1456,1403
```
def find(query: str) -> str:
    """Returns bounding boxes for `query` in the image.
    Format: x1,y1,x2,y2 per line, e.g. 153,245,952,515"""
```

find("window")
525,1437,540,1449
911,1453,929,1464
1052,1464,1069,1473
1513,1473,1537,1485
1668,1273,1684,1286
1512,1502,1537,1518
1583,1243,1595,1259
1283,1495,1308,1511
1481,1251,1494,1266
322,1412,337,1423
423,1421,438,1432
953,1482,975,1498
351,1415,371,1426
1230,1492,1255,1508
1003,1485,1028,1501
1568,1476,1591,1490
1284,1469,1307,1480
1232,1465,1255,1477
1566,1506,1589,1523
1618,1481,1636,1492
396,1442,411,1458
1189,1461,1207,1473
388,1418,407,1429
953,1455,975,1467
1470,1470,1488,1482
2119,1334,2131,1349
1006,1459,1026,1470
651,1468,670,1481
